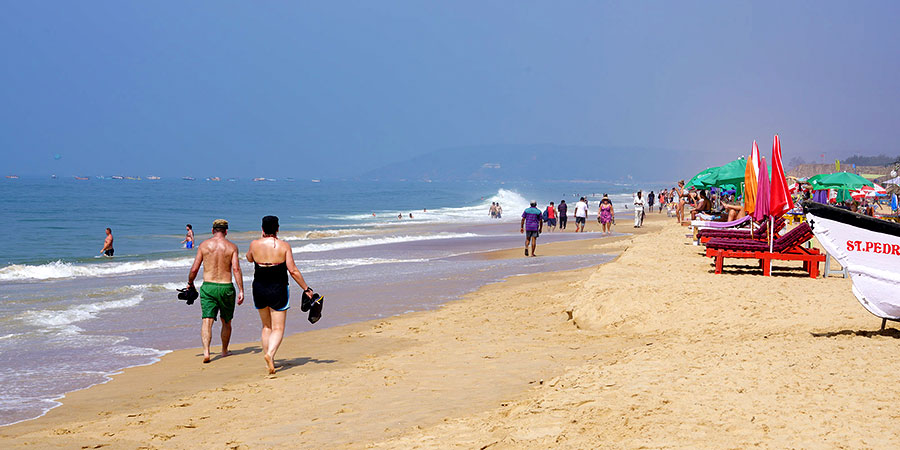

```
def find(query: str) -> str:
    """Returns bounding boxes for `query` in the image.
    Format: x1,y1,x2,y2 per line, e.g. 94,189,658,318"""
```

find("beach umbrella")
710,157,747,187
810,172,874,190
769,135,794,216
744,141,761,213
836,188,853,203
687,167,719,188
752,156,770,222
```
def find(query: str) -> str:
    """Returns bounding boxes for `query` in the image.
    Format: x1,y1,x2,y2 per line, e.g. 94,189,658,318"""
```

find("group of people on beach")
183,216,316,374
489,202,503,219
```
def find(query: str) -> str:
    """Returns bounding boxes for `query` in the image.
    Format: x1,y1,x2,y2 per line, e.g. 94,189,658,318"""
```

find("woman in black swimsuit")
246,215,316,374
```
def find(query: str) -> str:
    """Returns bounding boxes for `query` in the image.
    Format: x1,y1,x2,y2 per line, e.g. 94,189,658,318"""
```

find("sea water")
0,177,640,426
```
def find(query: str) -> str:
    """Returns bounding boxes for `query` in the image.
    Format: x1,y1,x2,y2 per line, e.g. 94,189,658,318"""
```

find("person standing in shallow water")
186,219,244,363
181,224,194,249
100,228,114,257
520,201,543,257
246,215,316,375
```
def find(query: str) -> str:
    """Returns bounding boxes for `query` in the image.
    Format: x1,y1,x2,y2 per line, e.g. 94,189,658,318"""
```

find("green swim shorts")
199,282,236,322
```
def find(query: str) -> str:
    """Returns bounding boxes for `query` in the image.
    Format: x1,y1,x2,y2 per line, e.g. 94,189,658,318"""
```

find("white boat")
804,201,900,329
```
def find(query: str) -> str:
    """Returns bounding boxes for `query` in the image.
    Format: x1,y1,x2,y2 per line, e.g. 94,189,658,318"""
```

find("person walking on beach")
659,190,666,213
573,197,588,232
521,201,543,256
100,228,114,257
490,202,497,218
557,200,568,230
181,224,194,249
186,219,244,364
598,194,615,235
246,216,316,375
544,202,557,232
647,191,655,214
496,203,502,219
633,190,645,228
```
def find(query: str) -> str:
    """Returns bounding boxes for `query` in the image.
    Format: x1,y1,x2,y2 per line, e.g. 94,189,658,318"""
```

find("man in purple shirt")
520,201,544,257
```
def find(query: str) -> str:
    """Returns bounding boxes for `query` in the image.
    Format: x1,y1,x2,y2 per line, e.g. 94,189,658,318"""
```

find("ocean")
0,177,641,426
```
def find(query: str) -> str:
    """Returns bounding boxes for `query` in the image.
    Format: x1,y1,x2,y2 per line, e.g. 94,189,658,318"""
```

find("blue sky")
2,1,899,177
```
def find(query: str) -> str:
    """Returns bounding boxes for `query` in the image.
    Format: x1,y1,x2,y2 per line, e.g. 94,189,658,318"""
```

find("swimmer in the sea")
100,228,114,257
181,224,194,249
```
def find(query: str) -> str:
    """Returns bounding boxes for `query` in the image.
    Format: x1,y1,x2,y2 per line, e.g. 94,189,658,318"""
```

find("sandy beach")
3,212,898,449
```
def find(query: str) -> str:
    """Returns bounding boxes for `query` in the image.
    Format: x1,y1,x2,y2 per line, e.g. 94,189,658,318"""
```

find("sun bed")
704,222,825,278
691,215,753,229
697,217,786,243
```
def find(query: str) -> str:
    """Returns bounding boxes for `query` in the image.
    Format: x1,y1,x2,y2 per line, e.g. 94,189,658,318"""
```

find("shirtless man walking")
186,219,244,363
100,228,114,257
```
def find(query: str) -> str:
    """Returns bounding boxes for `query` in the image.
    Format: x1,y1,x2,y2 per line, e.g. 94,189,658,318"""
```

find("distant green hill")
356,144,715,183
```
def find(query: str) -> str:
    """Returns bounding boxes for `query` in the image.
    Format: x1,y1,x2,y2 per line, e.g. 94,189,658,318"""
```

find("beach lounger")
691,215,753,229
704,222,824,278
697,217,785,243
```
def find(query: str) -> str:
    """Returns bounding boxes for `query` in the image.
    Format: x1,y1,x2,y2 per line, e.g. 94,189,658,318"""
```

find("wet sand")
5,211,896,449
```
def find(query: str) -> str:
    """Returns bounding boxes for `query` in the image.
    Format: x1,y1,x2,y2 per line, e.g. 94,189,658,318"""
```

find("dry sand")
4,212,898,449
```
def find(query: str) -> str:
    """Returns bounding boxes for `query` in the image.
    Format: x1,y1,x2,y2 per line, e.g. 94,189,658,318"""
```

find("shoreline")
8,208,900,447
0,214,647,438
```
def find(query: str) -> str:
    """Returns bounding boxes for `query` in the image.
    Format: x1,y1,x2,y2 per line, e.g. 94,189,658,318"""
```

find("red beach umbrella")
752,156,770,223
769,135,794,216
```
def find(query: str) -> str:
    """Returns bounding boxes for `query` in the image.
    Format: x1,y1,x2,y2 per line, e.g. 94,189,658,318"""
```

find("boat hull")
804,202,900,320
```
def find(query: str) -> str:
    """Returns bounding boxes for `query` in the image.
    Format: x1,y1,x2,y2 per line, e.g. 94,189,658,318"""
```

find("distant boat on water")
125,176,141,181
285,177,296,182
311,179,321,183
74,176,90,180
51,174,58,179
111,175,125,180
227,178,237,182
252,177,267,182
207,177,221,182
147,176,161,180
182,176,195,181
5,175,19,179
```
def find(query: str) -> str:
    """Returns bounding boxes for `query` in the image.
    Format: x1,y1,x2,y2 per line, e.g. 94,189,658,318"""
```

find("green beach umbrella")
809,172,874,190
687,166,719,188
836,188,853,203
710,157,747,187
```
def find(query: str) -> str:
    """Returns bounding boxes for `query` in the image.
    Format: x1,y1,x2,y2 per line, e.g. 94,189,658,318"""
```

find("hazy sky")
2,1,899,177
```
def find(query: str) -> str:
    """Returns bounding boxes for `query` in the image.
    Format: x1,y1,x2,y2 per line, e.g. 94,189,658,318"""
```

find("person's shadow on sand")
811,328,900,339
273,357,338,373
196,345,262,362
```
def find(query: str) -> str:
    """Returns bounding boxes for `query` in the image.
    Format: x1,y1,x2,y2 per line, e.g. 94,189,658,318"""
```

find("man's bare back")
186,221,244,363
196,235,239,283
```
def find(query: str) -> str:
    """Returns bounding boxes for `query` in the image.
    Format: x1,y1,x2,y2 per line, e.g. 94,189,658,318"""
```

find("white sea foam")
127,282,184,292
299,257,429,272
331,188,531,224
281,228,371,242
0,258,193,282
21,295,143,329
292,232,480,253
